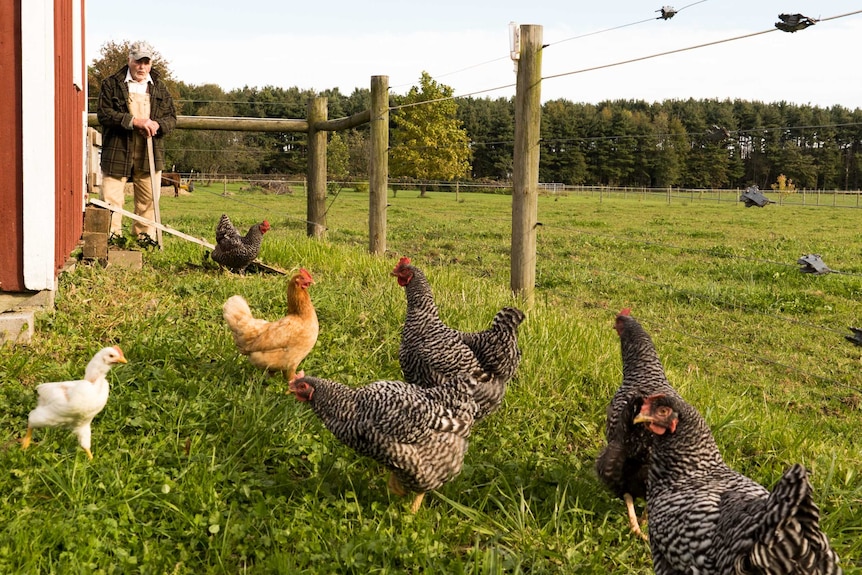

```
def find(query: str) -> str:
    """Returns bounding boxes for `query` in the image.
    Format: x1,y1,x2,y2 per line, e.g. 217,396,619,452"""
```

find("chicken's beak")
633,413,651,425
633,411,677,434
116,356,128,364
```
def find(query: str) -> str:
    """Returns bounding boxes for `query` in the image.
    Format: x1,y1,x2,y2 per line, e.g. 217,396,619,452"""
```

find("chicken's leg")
410,492,425,514
387,472,407,496
21,427,33,450
624,493,649,541
388,473,425,513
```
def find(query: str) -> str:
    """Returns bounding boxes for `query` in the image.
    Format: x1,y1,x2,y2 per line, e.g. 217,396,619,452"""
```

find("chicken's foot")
624,492,649,541
21,427,33,450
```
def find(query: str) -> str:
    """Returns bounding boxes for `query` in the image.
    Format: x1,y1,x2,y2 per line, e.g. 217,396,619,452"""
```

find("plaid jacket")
97,66,177,177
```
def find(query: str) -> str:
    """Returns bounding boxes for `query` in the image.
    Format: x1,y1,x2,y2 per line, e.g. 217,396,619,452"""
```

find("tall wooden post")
511,24,542,305
307,97,327,238
369,75,389,255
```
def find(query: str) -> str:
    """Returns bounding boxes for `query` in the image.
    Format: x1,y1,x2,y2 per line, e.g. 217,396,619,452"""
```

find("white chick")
21,346,127,459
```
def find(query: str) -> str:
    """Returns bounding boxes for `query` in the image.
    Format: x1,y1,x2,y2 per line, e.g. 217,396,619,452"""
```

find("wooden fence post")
369,75,389,255
307,97,327,238
510,24,542,306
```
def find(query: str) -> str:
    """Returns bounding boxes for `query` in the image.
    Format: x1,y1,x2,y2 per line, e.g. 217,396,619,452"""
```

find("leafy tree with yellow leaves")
390,72,472,197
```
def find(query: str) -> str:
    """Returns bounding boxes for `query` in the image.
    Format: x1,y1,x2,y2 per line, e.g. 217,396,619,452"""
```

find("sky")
85,1,862,110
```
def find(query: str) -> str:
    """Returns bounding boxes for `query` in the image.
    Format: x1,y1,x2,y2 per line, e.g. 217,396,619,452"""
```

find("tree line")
89,41,862,190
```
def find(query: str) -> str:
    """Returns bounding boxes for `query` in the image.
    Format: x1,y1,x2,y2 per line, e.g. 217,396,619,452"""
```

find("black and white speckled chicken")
391,257,525,422
211,214,270,273
288,373,479,513
595,309,680,541
634,393,842,575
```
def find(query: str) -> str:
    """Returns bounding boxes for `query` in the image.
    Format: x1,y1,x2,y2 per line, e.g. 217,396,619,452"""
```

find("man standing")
96,41,176,240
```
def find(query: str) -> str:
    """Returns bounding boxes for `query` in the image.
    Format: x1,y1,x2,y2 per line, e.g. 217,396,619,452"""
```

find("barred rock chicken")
634,393,842,574
223,268,318,380
21,346,127,459
288,373,479,513
211,213,270,273
595,309,680,541
391,257,525,422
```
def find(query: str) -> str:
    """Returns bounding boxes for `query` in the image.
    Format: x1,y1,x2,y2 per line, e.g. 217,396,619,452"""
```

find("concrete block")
108,250,143,270
18,289,54,310
0,290,54,313
82,231,109,259
0,310,35,345
84,205,112,233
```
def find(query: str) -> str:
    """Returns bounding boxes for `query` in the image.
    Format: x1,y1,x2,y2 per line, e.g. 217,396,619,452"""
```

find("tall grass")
0,184,859,574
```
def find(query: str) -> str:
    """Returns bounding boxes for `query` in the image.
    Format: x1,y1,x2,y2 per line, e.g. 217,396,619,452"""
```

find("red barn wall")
0,0,86,293
0,0,25,292
53,0,85,274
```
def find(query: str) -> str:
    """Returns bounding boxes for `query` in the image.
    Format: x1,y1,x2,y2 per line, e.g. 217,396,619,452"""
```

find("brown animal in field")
161,172,182,197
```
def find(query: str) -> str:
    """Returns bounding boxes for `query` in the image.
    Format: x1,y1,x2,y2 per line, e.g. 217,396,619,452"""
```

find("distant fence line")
559,185,862,208
180,174,862,208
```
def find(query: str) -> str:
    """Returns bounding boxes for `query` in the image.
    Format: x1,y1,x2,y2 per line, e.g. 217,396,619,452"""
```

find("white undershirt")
125,70,152,95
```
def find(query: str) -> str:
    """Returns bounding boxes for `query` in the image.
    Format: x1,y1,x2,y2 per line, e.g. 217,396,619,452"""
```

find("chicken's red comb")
298,268,313,280
642,394,665,409
398,256,411,266
619,308,631,316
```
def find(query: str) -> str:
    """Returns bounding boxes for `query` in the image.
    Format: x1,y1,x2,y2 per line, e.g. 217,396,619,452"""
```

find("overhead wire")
390,55,511,92
396,1,711,94
541,27,778,83
392,8,862,113
541,0,711,50
391,3,711,111
541,8,862,82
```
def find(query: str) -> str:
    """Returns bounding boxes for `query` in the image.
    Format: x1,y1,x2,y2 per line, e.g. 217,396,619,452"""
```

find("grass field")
1,183,860,574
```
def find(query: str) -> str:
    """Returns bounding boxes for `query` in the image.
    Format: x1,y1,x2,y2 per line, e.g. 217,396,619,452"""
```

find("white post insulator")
508,21,520,73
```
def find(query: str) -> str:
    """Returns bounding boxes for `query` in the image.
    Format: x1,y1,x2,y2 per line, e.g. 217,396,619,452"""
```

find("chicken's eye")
656,406,672,417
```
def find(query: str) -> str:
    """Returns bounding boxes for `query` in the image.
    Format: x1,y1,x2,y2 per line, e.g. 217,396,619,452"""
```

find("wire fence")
552,185,862,209
177,174,862,209
174,177,861,396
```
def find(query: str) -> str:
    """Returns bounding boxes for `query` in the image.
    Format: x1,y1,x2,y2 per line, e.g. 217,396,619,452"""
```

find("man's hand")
132,117,161,137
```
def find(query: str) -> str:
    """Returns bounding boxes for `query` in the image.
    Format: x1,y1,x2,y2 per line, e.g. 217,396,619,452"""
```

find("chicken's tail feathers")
222,295,265,350
223,295,252,322
215,214,235,242
743,464,842,574
434,411,473,436
494,307,526,331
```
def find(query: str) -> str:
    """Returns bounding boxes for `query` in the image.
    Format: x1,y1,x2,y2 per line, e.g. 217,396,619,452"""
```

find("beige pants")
100,170,161,237
101,90,161,238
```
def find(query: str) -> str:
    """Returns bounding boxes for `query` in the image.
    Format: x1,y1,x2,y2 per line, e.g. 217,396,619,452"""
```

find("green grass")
1,184,860,573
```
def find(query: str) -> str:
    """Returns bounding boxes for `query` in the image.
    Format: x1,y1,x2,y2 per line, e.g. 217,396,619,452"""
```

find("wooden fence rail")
85,76,389,249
